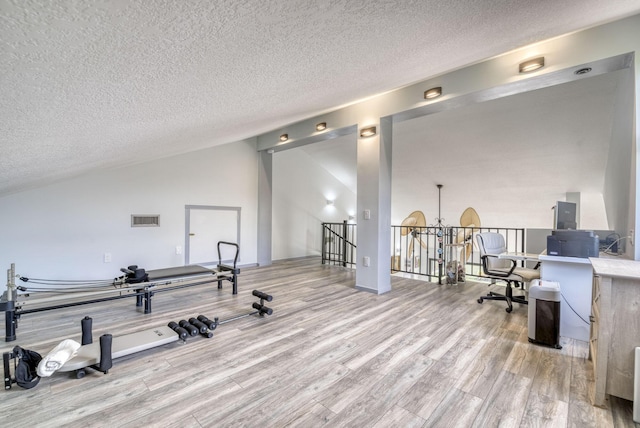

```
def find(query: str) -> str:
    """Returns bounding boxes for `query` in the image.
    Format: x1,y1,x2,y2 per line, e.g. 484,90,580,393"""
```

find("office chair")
475,232,540,313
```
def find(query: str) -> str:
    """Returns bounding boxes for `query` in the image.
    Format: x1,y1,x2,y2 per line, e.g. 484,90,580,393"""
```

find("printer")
547,230,599,258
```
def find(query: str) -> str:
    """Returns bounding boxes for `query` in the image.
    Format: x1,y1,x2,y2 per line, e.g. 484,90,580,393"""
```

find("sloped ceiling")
2,1,640,196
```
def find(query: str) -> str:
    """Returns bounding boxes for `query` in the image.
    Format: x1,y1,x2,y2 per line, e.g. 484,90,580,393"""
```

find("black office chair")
475,232,540,313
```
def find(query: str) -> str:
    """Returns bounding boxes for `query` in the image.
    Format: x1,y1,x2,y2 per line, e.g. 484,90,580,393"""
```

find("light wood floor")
1,257,637,427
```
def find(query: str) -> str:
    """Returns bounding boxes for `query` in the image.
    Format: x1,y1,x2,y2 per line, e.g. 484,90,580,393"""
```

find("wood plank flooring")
1,257,637,427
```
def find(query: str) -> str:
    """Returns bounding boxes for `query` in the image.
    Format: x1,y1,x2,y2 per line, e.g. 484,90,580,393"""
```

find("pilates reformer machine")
3,290,273,390
0,241,240,342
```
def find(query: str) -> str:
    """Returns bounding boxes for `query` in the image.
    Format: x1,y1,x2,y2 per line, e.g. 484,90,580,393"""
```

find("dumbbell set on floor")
168,315,219,340
166,290,273,341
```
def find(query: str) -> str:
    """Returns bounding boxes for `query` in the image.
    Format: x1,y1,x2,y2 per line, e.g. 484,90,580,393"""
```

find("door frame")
185,205,241,265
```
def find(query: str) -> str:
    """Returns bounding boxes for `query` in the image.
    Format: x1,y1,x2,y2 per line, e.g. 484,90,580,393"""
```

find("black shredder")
528,279,562,349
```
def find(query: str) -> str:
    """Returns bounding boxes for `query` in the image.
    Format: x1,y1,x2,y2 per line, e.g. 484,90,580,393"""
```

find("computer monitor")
554,201,577,229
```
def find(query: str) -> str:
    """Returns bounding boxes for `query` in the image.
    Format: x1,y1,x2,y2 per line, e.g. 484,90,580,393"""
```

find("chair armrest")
481,255,517,277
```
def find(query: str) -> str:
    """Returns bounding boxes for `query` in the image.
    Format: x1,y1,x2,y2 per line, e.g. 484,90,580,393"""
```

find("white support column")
356,117,392,294
257,150,273,266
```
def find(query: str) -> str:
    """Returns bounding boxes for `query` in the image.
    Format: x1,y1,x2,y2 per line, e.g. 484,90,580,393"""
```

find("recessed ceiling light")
519,57,545,73
279,134,288,142
316,122,327,131
574,67,592,75
360,126,377,138
424,87,442,99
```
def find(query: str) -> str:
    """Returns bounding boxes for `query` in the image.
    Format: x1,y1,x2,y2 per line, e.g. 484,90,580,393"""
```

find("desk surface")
498,252,540,261
590,257,640,280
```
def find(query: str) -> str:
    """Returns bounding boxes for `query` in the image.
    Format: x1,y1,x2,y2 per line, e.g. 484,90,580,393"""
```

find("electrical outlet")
104,253,112,263
363,209,371,220
363,256,370,267
176,245,182,255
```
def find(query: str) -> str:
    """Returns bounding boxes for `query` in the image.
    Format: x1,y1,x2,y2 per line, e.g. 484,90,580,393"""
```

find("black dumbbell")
168,321,188,340
178,320,199,336
188,318,209,334
197,315,218,331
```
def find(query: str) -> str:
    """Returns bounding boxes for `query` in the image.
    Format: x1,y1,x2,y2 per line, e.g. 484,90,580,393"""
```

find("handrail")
323,225,357,248
322,221,357,267
321,223,526,282
391,225,525,283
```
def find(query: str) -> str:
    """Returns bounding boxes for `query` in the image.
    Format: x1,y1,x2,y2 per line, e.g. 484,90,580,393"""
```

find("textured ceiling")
2,1,640,196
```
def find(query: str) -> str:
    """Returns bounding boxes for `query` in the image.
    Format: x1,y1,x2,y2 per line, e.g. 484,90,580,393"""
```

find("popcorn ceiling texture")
1,0,639,195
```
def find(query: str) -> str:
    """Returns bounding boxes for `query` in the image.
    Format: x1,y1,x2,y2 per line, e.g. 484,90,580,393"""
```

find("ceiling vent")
131,215,160,227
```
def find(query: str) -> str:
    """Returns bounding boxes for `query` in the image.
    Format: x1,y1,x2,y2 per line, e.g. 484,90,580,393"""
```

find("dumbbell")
178,320,199,336
252,302,273,316
188,318,209,334
197,315,218,331
167,321,188,340
252,290,273,302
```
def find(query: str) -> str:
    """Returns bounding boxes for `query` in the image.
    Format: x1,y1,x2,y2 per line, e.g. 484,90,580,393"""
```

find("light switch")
363,209,371,220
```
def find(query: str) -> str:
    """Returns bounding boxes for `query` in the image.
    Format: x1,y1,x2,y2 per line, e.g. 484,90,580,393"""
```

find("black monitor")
554,201,577,230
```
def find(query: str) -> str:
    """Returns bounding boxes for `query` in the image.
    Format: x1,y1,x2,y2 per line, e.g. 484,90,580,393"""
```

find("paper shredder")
528,279,562,349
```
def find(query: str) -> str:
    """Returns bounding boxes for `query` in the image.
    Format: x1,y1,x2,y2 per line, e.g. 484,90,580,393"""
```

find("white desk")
498,252,540,262
538,254,593,342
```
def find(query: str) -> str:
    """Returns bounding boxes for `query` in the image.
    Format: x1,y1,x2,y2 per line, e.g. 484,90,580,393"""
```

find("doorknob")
189,233,195,236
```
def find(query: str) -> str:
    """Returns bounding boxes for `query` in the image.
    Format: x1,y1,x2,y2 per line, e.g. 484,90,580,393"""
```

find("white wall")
604,66,635,249
390,71,621,231
0,139,258,281
272,147,356,260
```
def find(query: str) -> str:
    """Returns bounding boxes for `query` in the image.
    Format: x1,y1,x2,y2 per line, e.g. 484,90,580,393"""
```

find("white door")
186,206,240,265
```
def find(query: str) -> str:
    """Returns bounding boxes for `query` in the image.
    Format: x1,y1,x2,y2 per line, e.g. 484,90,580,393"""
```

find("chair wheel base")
477,298,483,304
505,307,512,313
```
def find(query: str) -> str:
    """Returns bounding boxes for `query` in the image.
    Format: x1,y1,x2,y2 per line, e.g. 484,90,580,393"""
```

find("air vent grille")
131,215,160,227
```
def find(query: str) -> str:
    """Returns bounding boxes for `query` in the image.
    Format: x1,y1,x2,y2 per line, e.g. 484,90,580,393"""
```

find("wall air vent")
131,215,160,227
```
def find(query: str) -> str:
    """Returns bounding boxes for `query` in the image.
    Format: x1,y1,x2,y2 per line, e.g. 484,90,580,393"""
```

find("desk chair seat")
476,232,540,313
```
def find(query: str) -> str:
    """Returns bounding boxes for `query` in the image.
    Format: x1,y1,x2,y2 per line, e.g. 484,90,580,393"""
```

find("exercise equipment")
167,322,189,340
188,318,209,334
2,346,42,390
197,315,219,330
214,290,274,325
3,290,273,389
178,320,199,336
0,241,240,342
